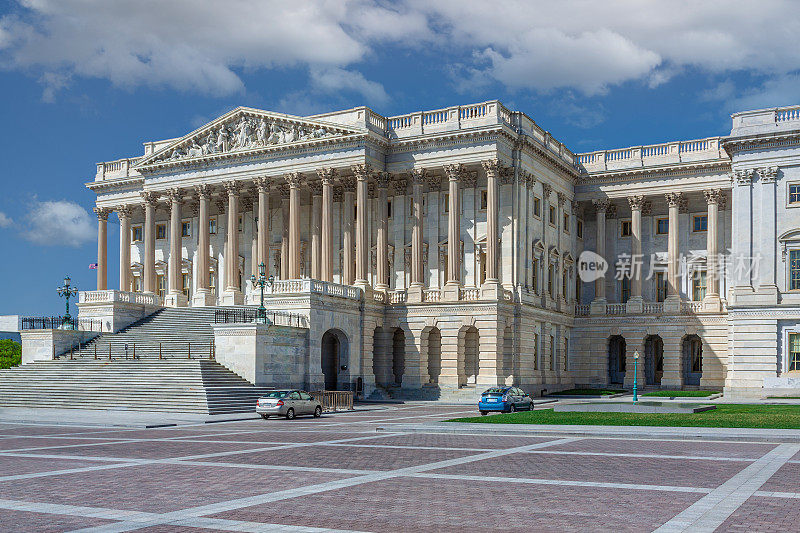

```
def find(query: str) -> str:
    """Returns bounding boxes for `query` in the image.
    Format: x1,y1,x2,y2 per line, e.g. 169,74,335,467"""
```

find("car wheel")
260,414,269,419
509,405,516,413
314,406,322,418
286,408,295,420
528,401,534,411
480,411,487,416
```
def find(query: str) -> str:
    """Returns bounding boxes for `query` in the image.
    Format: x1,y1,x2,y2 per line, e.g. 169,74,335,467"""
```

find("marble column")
732,169,755,302
627,195,645,313
280,185,289,279
703,189,722,311
408,168,426,302
318,168,336,282
255,177,271,278
590,199,610,315
353,164,371,290
375,172,391,292
481,160,502,298
117,206,132,292
193,185,213,306
140,191,158,295
758,166,779,302
309,180,322,280
221,181,243,304
341,176,356,285
165,189,187,307
286,172,302,279
664,192,683,312
94,207,110,291
444,164,463,301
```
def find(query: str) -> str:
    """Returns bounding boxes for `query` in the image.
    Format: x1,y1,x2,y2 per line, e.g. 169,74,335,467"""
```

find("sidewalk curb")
374,422,800,443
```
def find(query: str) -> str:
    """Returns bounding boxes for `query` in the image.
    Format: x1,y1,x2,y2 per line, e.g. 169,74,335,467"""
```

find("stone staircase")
64,307,235,360
378,384,483,404
0,359,277,414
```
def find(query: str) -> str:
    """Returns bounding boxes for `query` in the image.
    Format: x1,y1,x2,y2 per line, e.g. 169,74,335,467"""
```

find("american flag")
89,263,98,270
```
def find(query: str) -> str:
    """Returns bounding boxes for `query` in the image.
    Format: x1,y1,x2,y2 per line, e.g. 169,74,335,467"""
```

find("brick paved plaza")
0,404,798,532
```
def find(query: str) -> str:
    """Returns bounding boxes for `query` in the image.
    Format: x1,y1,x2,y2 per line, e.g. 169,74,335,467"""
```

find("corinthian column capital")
254,176,272,193
592,199,612,213
316,167,337,184
665,192,684,208
627,195,646,211
481,159,499,178
410,168,427,185
704,189,722,205
194,184,213,200
284,172,303,188
223,180,240,197
351,163,372,181
93,206,111,221
444,163,465,181
140,191,159,206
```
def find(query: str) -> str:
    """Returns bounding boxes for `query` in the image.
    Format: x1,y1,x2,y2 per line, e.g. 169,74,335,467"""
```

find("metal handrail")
21,316,103,332
214,309,307,328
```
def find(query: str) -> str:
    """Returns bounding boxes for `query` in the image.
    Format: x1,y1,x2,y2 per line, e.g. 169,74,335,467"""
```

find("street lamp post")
250,262,274,325
633,349,640,404
56,276,79,330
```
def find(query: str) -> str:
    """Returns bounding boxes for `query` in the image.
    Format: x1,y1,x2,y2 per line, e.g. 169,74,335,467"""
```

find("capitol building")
73,100,800,399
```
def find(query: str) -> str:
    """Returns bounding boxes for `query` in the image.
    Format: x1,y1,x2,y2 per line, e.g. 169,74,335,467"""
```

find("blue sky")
1,0,799,316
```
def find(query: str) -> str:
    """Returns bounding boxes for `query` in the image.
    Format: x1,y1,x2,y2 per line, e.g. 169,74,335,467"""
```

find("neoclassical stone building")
81,101,800,398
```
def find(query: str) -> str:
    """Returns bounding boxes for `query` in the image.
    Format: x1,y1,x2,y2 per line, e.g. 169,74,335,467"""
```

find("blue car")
478,387,534,415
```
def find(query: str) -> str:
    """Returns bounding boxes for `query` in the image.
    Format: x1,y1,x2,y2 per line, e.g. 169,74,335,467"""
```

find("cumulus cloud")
2,0,800,107
21,200,95,247
0,211,12,228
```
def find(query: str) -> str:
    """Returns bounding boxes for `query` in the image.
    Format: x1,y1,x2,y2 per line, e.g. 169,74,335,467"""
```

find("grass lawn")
641,390,719,398
449,404,800,429
549,388,627,396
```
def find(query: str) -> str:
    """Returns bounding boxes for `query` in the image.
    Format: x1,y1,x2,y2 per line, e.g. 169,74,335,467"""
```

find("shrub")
0,339,22,369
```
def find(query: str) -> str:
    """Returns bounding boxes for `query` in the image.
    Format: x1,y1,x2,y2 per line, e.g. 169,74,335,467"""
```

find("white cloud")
2,0,800,108
21,200,95,247
0,212,12,228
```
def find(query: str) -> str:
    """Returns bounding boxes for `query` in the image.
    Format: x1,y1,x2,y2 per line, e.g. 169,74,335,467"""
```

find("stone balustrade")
460,287,480,301
576,300,725,317
264,279,362,301
79,290,160,307
388,290,407,304
423,289,441,303
730,104,800,136
95,157,142,181
577,137,726,173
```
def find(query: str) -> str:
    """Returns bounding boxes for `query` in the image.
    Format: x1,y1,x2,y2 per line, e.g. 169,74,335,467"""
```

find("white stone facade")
82,101,800,397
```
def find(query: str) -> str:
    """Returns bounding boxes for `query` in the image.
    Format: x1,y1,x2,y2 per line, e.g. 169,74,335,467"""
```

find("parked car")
256,390,323,420
478,386,534,415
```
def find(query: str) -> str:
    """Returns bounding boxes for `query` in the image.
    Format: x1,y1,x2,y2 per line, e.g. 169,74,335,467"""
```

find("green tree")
0,339,21,369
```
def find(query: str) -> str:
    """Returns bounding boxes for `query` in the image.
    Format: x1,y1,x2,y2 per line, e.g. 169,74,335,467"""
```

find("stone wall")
20,329,98,364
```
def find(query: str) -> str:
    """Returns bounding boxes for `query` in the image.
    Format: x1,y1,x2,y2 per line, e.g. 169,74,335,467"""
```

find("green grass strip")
548,388,626,396
449,404,800,429
641,390,719,397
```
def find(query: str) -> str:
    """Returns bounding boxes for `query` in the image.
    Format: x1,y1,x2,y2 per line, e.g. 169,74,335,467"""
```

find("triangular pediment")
135,107,366,169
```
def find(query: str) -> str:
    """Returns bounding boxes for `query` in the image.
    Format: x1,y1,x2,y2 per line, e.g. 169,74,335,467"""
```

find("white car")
256,390,323,420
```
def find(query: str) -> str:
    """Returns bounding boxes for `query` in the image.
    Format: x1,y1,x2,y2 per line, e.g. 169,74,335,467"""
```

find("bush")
0,339,21,369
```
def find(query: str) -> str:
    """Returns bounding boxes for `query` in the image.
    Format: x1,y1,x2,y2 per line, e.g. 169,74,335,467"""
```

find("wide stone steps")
0,360,275,414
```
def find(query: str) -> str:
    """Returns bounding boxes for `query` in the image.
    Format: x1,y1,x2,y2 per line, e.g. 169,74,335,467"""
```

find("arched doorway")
463,326,480,385
683,335,703,386
426,327,442,384
321,331,340,390
392,329,405,385
644,335,664,386
608,335,626,385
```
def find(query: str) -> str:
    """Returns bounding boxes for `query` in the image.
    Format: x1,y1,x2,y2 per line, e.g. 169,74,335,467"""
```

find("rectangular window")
387,199,393,219
656,218,669,235
692,270,707,301
563,213,570,233
575,276,582,303
549,205,556,225
549,335,555,371
443,193,449,213
790,184,800,204
656,272,667,302
480,190,488,211
533,333,539,370
209,273,216,297
132,275,142,292
620,277,630,304
409,196,426,216
209,217,217,235
531,258,538,294
131,225,143,243
547,264,554,296
564,338,569,371
620,220,632,237
181,221,191,237
181,273,190,298
576,219,583,239
533,197,541,217
562,269,568,299
237,214,243,232
693,215,708,232
156,224,166,240
789,333,800,371
791,250,800,290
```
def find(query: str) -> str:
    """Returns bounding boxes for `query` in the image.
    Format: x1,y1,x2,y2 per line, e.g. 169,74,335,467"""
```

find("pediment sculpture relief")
151,114,343,164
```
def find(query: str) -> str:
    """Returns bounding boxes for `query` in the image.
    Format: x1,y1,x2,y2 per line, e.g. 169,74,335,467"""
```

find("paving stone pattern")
0,404,796,532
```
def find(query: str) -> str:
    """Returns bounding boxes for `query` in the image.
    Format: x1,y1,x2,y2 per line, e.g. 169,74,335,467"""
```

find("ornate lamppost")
57,276,79,330
250,262,274,324
632,349,640,404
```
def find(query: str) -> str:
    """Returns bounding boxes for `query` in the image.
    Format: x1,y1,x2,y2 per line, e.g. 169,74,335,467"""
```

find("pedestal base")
625,296,643,314
163,292,188,308
220,289,244,306
442,282,461,302
702,295,723,312
590,298,607,315
663,296,681,313
480,280,502,300
192,289,216,307
407,283,424,303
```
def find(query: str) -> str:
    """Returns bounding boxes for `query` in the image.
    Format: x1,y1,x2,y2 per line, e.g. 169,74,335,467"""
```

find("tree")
0,339,21,369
